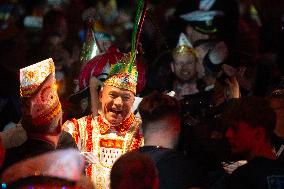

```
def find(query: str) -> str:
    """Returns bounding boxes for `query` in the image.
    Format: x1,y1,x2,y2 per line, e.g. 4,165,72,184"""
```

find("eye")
109,93,117,98
122,96,130,101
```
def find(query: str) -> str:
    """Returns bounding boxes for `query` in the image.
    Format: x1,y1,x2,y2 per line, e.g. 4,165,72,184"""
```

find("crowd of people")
0,0,284,188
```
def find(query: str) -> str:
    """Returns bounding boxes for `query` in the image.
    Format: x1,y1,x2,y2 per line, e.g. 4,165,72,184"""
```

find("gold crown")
172,45,197,58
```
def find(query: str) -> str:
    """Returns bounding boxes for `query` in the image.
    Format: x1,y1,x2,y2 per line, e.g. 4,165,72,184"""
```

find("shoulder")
57,131,78,150
63,115,92,132
146,148,205,188
134,116,142,125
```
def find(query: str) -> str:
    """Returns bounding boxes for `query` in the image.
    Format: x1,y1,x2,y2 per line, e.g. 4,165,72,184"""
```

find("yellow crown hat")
20,58,55,97
104,53,138,94
172,32,197,58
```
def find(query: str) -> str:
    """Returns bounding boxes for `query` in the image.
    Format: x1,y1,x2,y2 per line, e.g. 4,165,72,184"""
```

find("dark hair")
110,152,158,189
223,96,276,138
138,91,180,130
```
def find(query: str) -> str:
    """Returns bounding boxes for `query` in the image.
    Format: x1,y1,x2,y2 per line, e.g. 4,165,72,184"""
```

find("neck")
248,142,276,161
28,133,60,147
144,132,177,149
173,81,199,100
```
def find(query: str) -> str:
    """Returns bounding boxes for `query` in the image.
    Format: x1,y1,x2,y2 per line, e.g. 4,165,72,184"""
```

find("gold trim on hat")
172,45,197,58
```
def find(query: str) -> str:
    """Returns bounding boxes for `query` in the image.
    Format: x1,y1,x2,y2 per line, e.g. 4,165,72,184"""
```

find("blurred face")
171,53,197,81
225,121,256,158
100,85,135,126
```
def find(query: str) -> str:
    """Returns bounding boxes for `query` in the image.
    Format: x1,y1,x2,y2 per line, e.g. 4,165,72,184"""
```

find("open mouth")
110,108,123,114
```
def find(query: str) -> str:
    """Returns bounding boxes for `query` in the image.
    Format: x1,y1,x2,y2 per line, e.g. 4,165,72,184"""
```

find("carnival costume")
63,1,147,188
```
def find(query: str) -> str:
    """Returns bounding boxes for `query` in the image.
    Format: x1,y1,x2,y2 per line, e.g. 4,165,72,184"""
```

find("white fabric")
177,33,193,48
180,10,223,22
199,0,216,11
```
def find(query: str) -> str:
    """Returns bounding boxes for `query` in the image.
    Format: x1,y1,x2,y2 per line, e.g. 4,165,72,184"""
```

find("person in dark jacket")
2,58,64,171
138,91,205,189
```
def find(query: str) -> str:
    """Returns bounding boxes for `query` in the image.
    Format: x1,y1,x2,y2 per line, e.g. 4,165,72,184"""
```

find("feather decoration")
130,0,147,71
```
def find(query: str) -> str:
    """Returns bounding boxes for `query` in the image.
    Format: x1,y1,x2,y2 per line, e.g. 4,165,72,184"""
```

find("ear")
254,127,266,141
99,86,104,102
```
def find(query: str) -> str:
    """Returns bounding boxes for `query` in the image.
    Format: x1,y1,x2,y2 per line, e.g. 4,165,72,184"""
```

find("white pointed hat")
172,33,196,57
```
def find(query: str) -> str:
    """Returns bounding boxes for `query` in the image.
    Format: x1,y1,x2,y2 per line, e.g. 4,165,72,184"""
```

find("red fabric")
136,56,146,93
78,46,147,93
78,46,124,89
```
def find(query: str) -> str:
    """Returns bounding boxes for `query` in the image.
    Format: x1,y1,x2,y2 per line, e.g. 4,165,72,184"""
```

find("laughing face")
171,53,197,82
100,85,135,126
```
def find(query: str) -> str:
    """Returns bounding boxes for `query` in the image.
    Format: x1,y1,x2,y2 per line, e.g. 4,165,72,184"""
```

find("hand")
81,152,97,165
222,160,248,174
89,76,103,89
222,64,237,77
225,76,240,99
236,66,253,91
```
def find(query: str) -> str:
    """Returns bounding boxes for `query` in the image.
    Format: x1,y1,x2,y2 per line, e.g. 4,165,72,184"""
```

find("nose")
114,96,123,107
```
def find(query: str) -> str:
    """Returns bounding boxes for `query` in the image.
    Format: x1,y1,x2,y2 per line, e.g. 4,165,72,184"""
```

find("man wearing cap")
1,58,63,171
63,53,143,188
174,0,232,81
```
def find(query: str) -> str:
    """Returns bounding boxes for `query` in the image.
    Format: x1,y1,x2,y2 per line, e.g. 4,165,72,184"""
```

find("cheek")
174,66,182,73
234,131,254,148
103,97,114,109
122,101,132,112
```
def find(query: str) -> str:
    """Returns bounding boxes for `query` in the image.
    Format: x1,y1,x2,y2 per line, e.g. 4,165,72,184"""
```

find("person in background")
171,32,204,100
224,96,284,189
110,151,159,189
138,91,205,189
1,59,63,171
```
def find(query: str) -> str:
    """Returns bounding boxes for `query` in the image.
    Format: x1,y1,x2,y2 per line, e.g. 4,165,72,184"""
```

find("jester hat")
103,0,147,94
